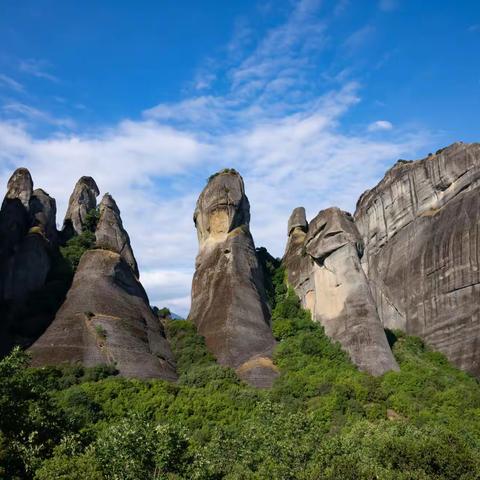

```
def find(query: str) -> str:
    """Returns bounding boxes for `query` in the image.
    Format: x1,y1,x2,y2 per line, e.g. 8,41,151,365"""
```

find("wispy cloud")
2,103,75,129
19,59,59,83
0,74,24,92
0,0,432,316
368,120,393,131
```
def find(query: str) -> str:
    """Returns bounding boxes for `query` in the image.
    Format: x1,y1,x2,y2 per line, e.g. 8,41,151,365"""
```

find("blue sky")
0,0,479,315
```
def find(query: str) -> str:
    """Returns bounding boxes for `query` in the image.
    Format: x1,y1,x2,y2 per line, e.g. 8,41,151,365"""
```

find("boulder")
354,142,480,376
283,206,399,376
189,169,278,387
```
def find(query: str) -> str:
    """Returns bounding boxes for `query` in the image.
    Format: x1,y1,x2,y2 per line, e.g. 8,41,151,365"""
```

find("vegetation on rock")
0,258,479,479
60,208,99,273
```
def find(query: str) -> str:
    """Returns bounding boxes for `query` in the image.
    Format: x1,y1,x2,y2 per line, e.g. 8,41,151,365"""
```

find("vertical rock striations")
0,169,59,352
62,176,99,238
95,193,139,277
29,192,176,381
354,142,480,376
189,169,278,387
284,207,399,376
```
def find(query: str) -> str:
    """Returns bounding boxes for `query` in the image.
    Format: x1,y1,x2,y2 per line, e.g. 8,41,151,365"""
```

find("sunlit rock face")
29,192,176,381
96,193,139,278
283,206,399,376
355,142,480,376
62,176,99,237
189,170,278,387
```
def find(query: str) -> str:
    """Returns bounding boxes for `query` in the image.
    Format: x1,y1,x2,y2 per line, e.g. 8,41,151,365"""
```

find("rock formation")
284,207,399,376
189,169,278,387
355,142,480,376
96,193,139,277
29,193,176,381
62,176,99,237
30,188,58,244
0,169,58,353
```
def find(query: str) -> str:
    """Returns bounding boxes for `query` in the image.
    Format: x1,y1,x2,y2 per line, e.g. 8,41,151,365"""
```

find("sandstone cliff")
29,193,176,380
189,169,278,387
283,206,399,376
354,142,480,376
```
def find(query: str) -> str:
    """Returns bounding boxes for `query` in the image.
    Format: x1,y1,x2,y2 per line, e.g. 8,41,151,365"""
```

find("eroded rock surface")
284,207,399,376
96,193,139,277
189,170,278,387
29,193,176,380
355,142,480,376
0,169,59,353
29,249,176,380
63,176,99,237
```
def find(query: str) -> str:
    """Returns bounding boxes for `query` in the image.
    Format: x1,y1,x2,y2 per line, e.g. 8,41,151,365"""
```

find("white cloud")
2,103,75,129
0,0,432,317
19,59,59,83
0,74,24,92
368,120,393,131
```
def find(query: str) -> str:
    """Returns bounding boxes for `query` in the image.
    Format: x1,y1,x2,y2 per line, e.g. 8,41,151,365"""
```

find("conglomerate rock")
354,142,480,376
283,207,399,376
189,169,278,387
29,249,177,380
29,192,176,380
0,169,56,352
63,176,99,237
95,193,139,277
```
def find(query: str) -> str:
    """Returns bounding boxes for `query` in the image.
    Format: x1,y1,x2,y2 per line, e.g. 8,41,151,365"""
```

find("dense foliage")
1,258,479,479
60,208,100,272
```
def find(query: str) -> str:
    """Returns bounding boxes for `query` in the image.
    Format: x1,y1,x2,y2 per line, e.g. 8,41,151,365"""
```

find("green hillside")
1,259,479,479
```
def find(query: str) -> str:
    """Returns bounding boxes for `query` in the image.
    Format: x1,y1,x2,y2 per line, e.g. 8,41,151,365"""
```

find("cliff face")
354,142,480,376
29,192,176,380
0,169,57,353
96,193,139,277
284,207,399,376
189,170,278,387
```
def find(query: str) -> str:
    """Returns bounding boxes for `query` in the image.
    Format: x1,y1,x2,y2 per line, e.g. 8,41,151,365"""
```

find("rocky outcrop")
0,168,33,261
30,188,58,244
189,169,278,387
63,176,99,237
29,194,176,381
95,194,139,277
0,169,58,353
284,207,399,376
354,142,480,376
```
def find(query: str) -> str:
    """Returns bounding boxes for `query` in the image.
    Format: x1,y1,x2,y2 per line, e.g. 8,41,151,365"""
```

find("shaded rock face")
189,170,278,387
96,194,139,277
0,168,33,260
284,207,399,376
29,249,176,380
30,188,58,244
0,169,57,353
63,176,99,237
355,142,480,376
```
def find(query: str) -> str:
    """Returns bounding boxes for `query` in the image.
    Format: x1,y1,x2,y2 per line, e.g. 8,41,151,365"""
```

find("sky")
0,0,479,316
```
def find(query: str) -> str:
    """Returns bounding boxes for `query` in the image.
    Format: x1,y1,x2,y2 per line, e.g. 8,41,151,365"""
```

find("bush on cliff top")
1,260,479,479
